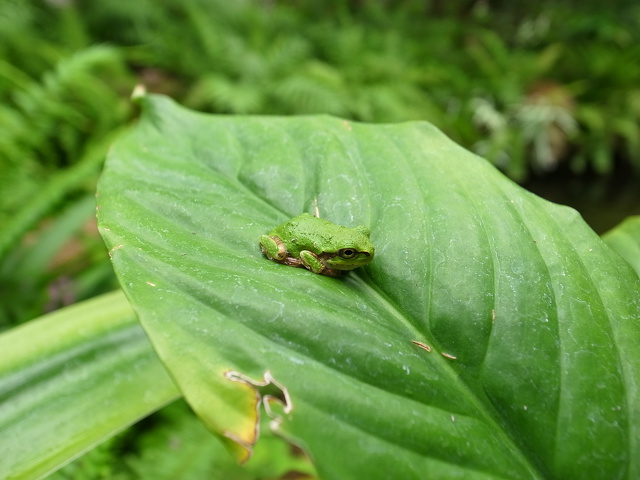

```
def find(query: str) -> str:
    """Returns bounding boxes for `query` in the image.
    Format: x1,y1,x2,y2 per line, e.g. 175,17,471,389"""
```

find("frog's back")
271,213,337,256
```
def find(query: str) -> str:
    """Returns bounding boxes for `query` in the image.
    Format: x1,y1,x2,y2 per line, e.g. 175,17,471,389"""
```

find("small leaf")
98,95,640,479
603,215,640,277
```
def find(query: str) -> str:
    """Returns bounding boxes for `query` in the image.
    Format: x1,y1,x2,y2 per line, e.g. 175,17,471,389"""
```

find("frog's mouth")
320,251,373,270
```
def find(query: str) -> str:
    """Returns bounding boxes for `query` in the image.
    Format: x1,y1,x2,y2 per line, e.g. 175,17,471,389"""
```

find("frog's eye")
339,248,357,259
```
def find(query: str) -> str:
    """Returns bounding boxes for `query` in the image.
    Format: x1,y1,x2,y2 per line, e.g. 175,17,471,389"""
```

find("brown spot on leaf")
411,340,431,352
224,370,292,462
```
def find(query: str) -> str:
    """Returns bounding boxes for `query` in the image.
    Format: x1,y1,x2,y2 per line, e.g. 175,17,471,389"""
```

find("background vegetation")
1,0,639,477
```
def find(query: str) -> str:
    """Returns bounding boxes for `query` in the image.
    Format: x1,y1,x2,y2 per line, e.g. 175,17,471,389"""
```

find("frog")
259,213,375,277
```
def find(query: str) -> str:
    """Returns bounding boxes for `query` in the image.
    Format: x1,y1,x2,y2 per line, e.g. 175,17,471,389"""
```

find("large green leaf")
97,94,640,479
603,216,640,277
0,291,180,480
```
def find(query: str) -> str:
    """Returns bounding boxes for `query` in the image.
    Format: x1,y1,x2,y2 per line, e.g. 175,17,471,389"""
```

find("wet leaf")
97,95,640,479
0,291,179,480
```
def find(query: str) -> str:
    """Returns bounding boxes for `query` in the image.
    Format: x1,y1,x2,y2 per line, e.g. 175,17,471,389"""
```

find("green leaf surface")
0,291,180,480
97,95,640,479
603,216,640,278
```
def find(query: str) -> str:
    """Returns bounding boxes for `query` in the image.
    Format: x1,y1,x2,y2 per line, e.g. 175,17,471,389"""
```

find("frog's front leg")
260,235,288,262
299,250,341,277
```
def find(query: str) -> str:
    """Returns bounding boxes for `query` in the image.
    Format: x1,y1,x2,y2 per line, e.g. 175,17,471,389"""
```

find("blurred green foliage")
1,1,638,477
48,399,316,480
3,0,640,330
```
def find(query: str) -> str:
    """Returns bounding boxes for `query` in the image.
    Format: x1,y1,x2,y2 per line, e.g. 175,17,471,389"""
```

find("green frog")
259,213,375,277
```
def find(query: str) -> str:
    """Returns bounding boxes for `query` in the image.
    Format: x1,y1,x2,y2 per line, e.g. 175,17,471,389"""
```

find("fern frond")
0,128,125,260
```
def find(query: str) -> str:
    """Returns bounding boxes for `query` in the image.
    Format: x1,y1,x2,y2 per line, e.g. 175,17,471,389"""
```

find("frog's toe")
300,250,325,275
260,235,287,261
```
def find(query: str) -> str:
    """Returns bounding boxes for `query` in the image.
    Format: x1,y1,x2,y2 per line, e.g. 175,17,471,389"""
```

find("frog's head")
321,226,375,271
